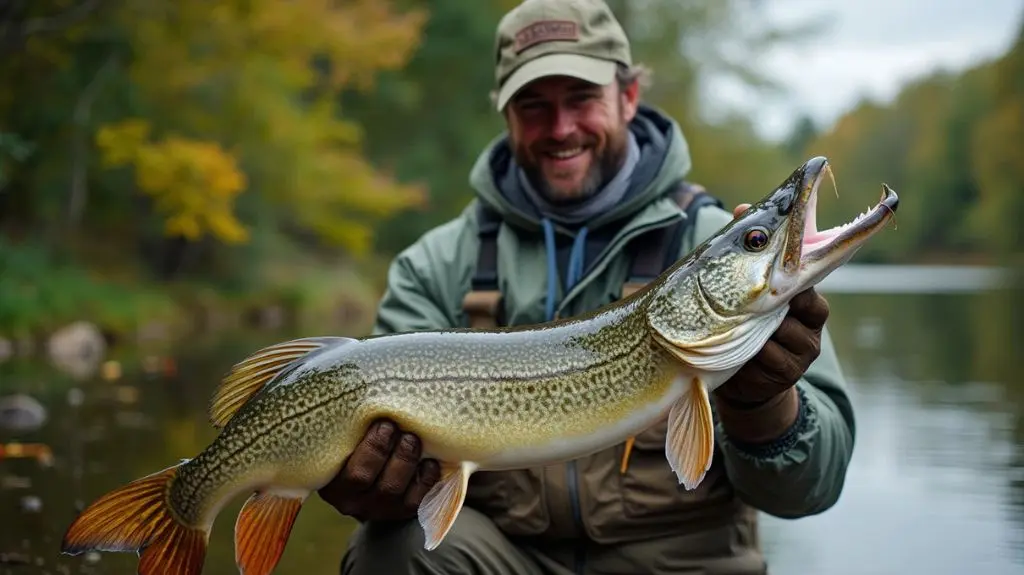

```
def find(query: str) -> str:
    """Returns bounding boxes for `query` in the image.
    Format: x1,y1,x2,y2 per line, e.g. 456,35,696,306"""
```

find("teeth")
548,147,583,159
821,205,875,234
803,190,881,249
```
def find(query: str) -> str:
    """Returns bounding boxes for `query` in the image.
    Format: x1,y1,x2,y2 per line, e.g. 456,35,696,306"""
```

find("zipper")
555,211,685,575
566,461,585,574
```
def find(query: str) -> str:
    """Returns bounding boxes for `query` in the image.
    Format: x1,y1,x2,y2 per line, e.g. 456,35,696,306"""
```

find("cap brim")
496,53,617,111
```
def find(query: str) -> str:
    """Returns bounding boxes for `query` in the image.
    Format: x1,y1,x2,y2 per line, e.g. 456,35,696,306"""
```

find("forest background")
1,0,1022,345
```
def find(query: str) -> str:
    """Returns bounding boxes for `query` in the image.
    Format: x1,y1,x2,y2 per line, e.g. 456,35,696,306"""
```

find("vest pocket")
465,469,550,536
618,415,728,523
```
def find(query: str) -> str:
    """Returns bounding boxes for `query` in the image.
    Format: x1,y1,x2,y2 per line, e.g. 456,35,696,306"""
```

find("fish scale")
59,156,900,575
170,377,361,526
350,308,674,459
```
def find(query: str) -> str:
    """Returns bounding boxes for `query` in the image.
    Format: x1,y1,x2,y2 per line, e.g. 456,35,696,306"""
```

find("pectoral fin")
418,461,478,550
665,377,715,490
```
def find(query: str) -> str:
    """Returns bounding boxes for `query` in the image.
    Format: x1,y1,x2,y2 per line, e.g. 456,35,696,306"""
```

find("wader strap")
463,202,505,328
620,182,723,298
460,183,723,327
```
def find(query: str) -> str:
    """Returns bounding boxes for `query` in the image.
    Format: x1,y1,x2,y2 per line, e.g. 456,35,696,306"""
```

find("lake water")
1,265,1022,575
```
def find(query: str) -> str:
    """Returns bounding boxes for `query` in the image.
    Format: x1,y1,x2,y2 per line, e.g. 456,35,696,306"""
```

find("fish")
60,156,899,574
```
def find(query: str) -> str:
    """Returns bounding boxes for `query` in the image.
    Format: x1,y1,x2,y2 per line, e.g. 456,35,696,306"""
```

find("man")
321,0,855,573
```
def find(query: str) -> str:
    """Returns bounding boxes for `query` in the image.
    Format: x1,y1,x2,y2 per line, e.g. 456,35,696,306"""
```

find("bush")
0,237,177,339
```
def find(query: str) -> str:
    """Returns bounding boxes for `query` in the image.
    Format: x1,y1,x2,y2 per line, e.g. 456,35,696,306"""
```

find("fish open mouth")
784,159,900,272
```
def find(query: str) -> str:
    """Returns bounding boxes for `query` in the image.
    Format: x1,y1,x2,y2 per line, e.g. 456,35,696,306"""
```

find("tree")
784,114,819,162
0,0,430,285
338,0,509,254
967,17,1024,263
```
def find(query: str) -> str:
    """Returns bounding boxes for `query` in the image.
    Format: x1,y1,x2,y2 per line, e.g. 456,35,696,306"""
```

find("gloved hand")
708,202,832,445
714,287,828,406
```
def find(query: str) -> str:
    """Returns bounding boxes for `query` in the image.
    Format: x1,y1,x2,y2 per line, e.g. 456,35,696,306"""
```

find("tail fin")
61,461,208,575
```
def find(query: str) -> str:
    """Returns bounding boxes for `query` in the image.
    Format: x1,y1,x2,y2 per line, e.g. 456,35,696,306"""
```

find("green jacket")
370,105,855,572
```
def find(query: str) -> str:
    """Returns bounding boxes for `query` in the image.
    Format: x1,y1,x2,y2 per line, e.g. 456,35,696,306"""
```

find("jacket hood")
468,104,693,232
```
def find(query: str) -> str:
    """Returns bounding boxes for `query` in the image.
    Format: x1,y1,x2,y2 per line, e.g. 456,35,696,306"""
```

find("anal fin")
417,461,478,550
665,377,715,490
234,490,307,575
210,336,355,427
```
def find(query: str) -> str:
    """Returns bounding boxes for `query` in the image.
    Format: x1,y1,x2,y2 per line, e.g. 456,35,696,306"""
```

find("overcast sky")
708,0,1024,140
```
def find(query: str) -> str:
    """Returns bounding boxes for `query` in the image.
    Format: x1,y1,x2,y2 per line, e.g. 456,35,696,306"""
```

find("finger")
788,289,829,330
375,432,424,498
317,473,363,518
733,203,752,219
337,420,397,491
403,459,442,513
771,316,819,357
751,339,803,387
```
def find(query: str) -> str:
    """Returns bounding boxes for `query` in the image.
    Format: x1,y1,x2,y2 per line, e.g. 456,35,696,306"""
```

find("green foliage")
0,0,427,260
0,237,177,338
798,16,1024,264
966,20,1024,263
108,0,430,257
340,0,509,253
0,0,431,337
0,131,35,190
95,119,249,244
0,0,1022,339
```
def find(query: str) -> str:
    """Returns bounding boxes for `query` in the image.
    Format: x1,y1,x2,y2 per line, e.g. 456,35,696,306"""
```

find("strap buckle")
462,290,503,329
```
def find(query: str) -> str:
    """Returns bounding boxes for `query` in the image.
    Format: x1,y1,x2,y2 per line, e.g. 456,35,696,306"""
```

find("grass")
0,238,177,339
0,236,385,346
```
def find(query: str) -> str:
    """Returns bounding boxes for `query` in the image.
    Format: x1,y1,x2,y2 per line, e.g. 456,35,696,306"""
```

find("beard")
513,115,631,205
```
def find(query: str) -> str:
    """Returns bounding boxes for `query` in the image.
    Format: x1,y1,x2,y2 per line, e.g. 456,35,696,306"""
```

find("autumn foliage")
793,21,1024,265
0,0,1021,338
95,119,249,244
1,0,427,259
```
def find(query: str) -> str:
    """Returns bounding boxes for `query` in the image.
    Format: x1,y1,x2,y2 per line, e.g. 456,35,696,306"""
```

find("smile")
547,147,584,160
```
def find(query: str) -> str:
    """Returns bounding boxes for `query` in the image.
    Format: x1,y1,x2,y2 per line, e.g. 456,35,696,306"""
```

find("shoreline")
0,265,383,366
2,259,1017,367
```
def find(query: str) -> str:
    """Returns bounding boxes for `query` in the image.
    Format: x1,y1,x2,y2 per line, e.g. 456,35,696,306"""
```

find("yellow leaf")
95,120,151,168
90,0,428,254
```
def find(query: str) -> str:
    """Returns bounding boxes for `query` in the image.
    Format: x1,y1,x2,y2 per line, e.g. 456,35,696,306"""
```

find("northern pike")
61,156,899,574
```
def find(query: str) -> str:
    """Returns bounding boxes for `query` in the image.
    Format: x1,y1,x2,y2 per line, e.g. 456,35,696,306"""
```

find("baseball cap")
493,0,632,111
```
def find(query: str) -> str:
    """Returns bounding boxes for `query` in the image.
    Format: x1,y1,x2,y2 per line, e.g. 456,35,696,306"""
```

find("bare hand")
732,203,752,218
715,203,830,405
318,420,440,523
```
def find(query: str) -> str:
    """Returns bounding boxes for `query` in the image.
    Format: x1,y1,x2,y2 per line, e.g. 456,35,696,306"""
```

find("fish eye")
743,227,770,251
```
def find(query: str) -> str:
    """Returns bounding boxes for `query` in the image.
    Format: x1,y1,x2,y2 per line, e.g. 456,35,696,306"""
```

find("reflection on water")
1,267,1023,575
762,285,1024,575
761,373,1023,575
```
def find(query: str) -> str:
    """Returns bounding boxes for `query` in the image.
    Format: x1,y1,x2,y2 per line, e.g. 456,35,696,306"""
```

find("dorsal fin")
208,336,355,427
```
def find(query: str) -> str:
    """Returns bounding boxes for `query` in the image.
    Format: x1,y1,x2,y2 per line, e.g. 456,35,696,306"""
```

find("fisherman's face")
506,74,639,203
